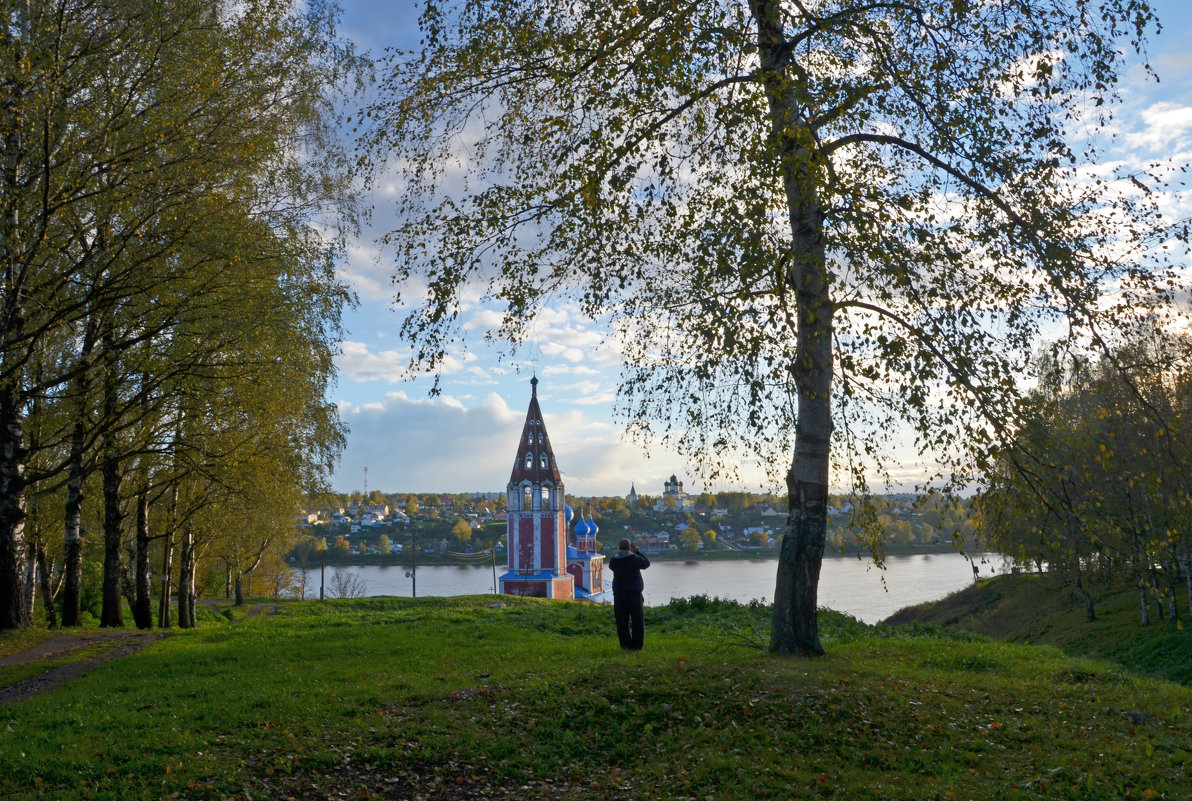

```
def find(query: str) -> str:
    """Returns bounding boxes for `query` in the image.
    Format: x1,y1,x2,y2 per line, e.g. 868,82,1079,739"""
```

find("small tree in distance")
452,519,473,550
329,568,368,599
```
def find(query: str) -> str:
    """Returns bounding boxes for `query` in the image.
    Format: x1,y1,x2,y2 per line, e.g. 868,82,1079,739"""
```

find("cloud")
462,309,505,332
338,239,394,307
540,364,601,377
338,341,479,383
334,391,520,493
339,341,409,382
332,388,679,495
1123,102,1192,150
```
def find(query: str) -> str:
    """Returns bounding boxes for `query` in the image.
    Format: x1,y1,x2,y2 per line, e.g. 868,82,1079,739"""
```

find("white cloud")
1123,102,1192,150
332,388,673,495
462,309,505,331
538,341,586,362
540,364,601,377
337,241,394,306
338,341,409,383
338,341,478,383
334,391,519,492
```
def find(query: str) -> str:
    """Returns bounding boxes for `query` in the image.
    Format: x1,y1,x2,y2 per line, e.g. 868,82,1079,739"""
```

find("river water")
304,552,1004,624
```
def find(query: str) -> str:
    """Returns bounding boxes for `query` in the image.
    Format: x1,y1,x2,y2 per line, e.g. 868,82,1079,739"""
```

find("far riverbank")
295,541,978,569
302,551,1006,623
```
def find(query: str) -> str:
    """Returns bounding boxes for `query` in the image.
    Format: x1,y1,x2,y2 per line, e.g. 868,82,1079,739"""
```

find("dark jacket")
608,550,650,593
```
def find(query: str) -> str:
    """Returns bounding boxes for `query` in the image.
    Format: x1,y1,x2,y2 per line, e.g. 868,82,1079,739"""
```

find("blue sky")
325,1,1192,498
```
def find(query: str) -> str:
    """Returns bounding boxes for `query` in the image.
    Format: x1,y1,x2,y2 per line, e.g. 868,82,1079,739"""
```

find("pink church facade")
499,378,605,601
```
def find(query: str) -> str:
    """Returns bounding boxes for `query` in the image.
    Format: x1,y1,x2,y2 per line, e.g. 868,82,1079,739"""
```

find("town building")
566,510,606,601
655,473,693,512
499,377,605,600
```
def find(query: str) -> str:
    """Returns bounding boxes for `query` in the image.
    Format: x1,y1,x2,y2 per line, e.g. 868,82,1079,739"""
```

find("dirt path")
0,629,167,706
0,602,276,706
197,600,278,620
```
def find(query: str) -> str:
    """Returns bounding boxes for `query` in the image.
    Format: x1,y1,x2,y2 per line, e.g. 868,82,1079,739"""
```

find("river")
303,551,1005,624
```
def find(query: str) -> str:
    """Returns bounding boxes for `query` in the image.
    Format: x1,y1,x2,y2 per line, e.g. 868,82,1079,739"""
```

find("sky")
323,0,1192,499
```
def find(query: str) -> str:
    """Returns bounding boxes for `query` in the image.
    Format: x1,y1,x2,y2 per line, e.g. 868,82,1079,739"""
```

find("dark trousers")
614,591,644,650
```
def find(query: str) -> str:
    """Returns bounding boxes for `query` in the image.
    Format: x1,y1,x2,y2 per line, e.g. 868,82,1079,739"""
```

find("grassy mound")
885,573,1192,686
0,595,1188,800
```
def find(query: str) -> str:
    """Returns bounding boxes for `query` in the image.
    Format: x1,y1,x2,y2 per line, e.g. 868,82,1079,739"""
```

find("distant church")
499,378,605,601
656,473,693,511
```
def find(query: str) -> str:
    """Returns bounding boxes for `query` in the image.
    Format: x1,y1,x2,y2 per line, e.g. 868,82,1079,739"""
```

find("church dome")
585,515,598,536
565,504,574,526
574,516,591,537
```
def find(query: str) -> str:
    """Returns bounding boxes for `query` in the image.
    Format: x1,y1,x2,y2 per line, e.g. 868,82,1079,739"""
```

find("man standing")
608,538,651,650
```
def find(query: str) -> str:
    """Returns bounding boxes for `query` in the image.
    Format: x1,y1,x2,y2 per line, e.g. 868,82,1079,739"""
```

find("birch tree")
0,0,359,629
983,334,1192,624
366,0,1189,654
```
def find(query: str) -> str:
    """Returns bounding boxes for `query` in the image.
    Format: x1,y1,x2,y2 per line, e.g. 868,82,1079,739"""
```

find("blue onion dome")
565,505,574,526
574,516,591,537
586,515,598,536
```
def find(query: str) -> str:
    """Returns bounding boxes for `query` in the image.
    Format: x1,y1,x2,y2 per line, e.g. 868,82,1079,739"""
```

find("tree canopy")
981,330,1192,623
365,0,1188,654
0,0,361,630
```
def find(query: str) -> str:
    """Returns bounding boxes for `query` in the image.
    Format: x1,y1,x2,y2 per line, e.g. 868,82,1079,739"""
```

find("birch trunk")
178,526,194,629
35,542,56,628
158,490,175,628
99,324,124,627
1073,571,1096,622
1137,580,1150,626
99,440,123,627
132,491,152,629
753,0,834,656
0,11,29,629
61,419,88,626
0,384,28,630
1183,552,1191,620
22,550,34,618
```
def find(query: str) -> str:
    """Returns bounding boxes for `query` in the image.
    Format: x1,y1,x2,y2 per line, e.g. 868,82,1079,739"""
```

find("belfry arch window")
525,453,533,469
540,454,548,469
523,486,533,506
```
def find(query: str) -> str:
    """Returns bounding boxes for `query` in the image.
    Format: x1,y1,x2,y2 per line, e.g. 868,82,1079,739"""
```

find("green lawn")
1,595,1189,800
886,572,1192,686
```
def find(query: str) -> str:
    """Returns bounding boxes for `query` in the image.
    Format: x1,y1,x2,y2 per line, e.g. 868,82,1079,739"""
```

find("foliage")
452,518,473,549
980,334,1192,624
0,0,362,629
0,596,1188,800
678,528,702,553
363,0,1188,655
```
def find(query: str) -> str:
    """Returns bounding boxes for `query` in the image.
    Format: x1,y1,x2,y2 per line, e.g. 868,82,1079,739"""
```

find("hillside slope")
884,572,1192,685
1,595,1190,800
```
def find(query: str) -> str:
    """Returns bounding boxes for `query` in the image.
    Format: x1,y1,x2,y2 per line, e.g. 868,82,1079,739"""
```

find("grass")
0,595,1189,800
0,625,67,661
0,640,140,687
886,572,1192,686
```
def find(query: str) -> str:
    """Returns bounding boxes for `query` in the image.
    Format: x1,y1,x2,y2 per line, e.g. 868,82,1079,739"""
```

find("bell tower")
499,377,575,599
